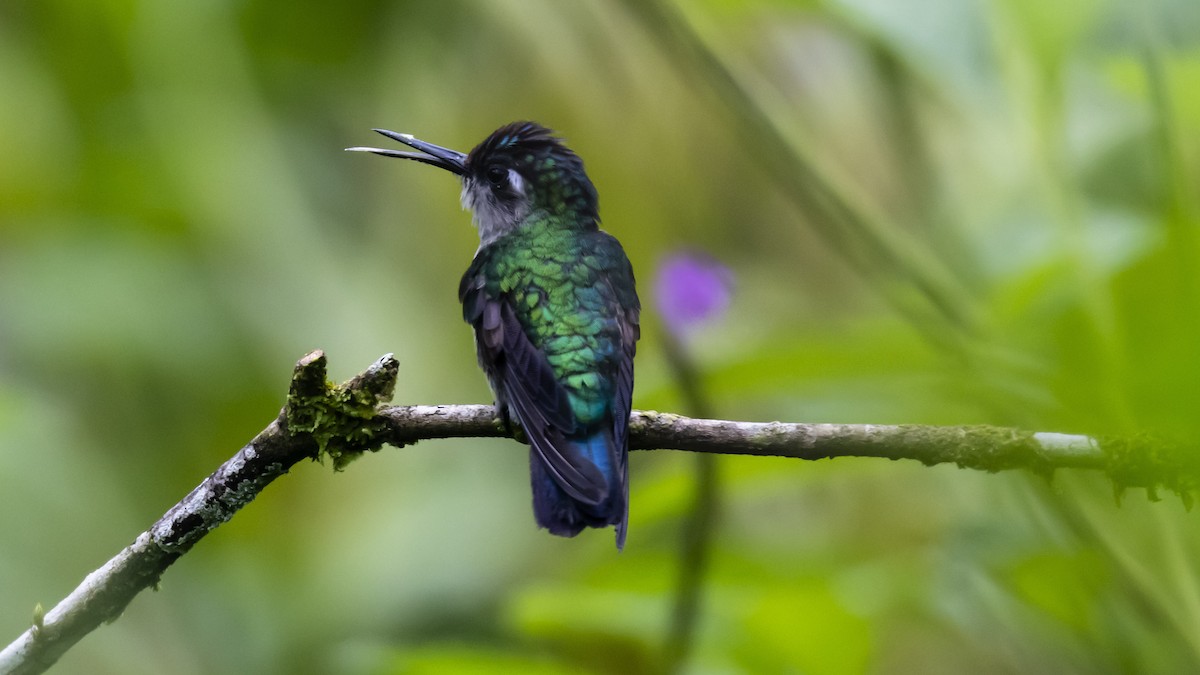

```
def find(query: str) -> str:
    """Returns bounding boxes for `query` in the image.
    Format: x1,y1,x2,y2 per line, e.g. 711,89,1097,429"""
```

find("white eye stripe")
507,169,525,195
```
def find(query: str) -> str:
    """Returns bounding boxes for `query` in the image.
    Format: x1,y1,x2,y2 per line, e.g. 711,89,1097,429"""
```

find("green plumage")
464,218,634,427
351,120,639,547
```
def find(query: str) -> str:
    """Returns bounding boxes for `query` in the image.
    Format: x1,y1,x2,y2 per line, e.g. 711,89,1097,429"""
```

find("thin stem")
661,329,719,673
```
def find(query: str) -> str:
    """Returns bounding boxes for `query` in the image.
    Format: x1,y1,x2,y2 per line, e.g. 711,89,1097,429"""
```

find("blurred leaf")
734,582,873,673
1004,549,1108,630
381,644,580,675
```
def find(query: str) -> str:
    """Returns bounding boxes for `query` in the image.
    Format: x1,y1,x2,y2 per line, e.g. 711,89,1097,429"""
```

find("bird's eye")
485,165,508,190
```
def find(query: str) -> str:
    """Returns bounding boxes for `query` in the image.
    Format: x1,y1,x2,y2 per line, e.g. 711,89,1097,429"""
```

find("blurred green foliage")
2,0,1200,672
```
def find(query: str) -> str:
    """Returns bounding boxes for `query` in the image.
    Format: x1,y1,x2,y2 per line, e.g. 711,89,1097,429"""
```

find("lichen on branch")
285,350,400,470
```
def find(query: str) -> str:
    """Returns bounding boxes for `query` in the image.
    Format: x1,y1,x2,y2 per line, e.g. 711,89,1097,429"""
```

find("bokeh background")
3,0,1200,672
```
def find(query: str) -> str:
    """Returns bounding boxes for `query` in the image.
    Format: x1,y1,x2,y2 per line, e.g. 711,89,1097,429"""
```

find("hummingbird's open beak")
345,129,467,175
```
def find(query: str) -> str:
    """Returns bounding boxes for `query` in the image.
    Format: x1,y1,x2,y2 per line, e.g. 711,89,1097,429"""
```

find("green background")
2,0,1200,672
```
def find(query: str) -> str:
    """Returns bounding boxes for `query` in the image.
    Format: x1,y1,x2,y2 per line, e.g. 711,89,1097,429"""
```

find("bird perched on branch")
349,122,640,548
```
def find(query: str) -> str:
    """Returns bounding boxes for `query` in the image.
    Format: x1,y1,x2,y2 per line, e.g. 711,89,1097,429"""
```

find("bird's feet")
497,403,515,437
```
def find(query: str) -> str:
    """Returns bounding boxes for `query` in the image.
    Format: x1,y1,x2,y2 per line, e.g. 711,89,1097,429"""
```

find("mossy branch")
0,350,397,675
0,352,1191,675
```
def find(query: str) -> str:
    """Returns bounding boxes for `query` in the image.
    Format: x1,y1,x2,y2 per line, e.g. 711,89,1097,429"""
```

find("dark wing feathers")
499,303,575,432
610,284,639,549
605,241,641,457
462,267,608,505
497,301,607,505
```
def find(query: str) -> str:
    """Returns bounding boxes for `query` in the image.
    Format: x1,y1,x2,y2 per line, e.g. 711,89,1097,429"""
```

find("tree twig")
0,350,391,675
0,352,1187,675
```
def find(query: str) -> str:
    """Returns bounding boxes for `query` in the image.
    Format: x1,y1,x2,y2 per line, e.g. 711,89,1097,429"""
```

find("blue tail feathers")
530,431,627,545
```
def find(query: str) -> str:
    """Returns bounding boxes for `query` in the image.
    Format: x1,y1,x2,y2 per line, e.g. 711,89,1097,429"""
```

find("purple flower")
654,251,733,338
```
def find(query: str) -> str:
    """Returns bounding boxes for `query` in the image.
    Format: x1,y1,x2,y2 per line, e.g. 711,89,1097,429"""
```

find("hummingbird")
348,122,640,549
